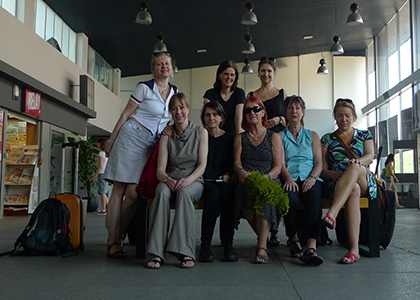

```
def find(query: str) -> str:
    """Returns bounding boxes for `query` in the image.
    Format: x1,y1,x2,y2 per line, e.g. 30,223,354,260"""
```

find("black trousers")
201,181,235,247
284,179,323,242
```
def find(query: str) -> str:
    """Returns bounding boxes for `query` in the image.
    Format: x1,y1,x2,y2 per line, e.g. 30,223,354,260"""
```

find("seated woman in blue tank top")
281,95,324,266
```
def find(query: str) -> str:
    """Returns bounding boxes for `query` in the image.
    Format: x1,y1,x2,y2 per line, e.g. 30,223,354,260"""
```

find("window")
1,0,16,16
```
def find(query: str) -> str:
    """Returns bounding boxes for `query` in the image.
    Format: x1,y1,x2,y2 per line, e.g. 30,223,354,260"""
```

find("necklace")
156,83,169,96
248,128,265,141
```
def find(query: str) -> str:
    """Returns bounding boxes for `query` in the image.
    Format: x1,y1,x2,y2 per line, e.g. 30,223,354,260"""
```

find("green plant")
245,171,289,219
67,133,99,197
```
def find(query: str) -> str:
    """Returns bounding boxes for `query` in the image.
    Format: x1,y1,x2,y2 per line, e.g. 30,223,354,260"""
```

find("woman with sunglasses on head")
198,101,238,263
248,56,287,246
233,96,284,264
281,96,323,266
147,93,208,269
104,52,177,259
321,99,377,264
204,60,245,136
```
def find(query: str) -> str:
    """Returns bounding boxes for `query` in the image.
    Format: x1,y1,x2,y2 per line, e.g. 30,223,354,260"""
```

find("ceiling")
43,0,407,77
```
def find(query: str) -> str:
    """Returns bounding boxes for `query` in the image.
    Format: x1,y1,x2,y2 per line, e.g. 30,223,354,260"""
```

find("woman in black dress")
248,56,287,245
198,101,237,263
203,60,246,136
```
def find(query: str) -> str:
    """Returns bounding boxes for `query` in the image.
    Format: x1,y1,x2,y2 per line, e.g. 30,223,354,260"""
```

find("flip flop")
180,257,195,268
299,248,324,266
322,214,336,230
146,258,162,269
339,253,360,264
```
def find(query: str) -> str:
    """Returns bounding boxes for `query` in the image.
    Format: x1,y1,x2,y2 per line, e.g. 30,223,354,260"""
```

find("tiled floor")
0,208,419,300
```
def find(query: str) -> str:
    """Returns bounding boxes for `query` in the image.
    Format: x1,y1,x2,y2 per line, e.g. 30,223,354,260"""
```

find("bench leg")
360,197,380,258
135,196,148,259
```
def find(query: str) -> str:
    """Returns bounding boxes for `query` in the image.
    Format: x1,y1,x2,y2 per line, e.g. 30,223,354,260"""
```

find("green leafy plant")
67,133,99,197
245,171,289,218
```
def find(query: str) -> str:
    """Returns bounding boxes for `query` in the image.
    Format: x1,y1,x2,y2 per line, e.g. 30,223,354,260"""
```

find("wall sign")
24,89,41,118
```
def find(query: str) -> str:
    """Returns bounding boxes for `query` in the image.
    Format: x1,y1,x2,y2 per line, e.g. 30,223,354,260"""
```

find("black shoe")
224,244,238,262
199,245,214,262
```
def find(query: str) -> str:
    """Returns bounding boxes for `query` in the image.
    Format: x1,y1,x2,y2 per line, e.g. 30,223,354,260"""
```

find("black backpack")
1,198,76,256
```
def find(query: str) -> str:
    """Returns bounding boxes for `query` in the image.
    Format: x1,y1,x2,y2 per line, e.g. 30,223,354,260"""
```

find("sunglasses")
260,57,276,63
337,98,353,104
244,106,264,114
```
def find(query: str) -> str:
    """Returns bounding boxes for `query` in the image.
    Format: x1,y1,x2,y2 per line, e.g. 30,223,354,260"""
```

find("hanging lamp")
241,1,258,25
330,35,344,55
347,3,363,26
317,34,329,75
241,58,253,74
242,34,255,54
153,33,168,53
135,0,152,25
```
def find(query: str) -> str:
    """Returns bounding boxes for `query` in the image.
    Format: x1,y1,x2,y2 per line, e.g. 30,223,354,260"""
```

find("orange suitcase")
54,194,85,250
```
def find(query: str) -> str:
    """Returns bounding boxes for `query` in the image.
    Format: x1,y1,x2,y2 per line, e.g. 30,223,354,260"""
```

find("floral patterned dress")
321,128,377,199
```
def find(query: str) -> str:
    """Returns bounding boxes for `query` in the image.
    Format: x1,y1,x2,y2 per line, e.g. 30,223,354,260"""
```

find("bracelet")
164,176,170,183
107,140,114,145
309,173,317,180
236,168,245,175
266,173,271,180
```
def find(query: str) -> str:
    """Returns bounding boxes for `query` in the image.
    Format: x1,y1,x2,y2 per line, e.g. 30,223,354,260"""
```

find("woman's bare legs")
116,183,139,239
387,181,403,208
326,164,369,221
107,181,127,255
243,208,270,259
342,184,361,262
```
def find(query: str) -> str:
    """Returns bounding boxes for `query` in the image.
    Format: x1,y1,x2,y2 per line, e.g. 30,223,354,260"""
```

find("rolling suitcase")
54,194,85,250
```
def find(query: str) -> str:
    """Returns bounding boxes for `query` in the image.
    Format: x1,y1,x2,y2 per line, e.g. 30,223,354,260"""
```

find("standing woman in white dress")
104,53,177,258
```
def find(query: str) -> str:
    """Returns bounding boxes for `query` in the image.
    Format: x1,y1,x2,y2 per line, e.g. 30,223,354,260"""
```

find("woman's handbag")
137,140,160,198
333,131,389,213
380,168,386,179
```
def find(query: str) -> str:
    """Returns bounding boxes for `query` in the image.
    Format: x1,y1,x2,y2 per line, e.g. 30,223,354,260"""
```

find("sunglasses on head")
260,57,275,63
337,98,353,104
244,106,264,114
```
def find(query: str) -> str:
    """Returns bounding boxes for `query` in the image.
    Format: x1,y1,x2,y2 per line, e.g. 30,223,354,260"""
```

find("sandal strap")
256,247,268,255
303,248,317,256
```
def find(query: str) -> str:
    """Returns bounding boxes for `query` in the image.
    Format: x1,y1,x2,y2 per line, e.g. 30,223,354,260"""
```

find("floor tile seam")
387,245,420,256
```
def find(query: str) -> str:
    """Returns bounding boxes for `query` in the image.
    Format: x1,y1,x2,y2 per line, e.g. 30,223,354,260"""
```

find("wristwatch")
164,176,170,183
309,174,317,180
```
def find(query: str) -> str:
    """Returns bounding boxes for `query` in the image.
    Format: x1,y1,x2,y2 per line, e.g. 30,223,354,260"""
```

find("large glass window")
1,0,16,16
34,0,46,39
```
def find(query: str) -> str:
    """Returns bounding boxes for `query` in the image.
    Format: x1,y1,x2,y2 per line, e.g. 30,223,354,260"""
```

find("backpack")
0,198,76,256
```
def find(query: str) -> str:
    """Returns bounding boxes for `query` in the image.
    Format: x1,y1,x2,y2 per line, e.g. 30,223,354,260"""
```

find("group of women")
102,52,378,268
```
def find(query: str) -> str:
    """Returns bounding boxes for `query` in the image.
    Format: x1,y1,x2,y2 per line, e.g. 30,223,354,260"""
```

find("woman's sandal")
339,252,360,264
321,214,336,230
107,242,126,259
146,257,162,269
289,240,303,258
252,247,269,264
268,235,280,247
180,257,195,268
299,248,324,266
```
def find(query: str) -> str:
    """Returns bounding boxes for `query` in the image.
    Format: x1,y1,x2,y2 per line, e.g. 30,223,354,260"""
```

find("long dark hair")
384,154,394,166
213,60,239,92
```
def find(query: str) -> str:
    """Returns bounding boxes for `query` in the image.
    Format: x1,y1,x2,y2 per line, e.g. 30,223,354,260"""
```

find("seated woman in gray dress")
233,96,284,264
281,95,323,266
147,93,208,269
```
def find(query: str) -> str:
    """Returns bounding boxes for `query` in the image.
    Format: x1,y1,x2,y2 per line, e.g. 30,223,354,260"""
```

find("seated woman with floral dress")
233,96,284,264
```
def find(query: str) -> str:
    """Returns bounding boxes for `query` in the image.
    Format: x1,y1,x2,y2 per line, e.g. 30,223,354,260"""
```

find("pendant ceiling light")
241,1,258,25
241,58,254,74
347,3,363,26
135,0,152,25
153,33,168,53
242,34,255,54
330,7,344,55
330,35,344,55
172,56,179,74
317,58,329,75
317,34,329,75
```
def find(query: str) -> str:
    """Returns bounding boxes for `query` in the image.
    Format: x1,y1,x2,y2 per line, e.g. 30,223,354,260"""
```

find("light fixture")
242,34,255,54
241,1,258,25
347,3,363,26
153,33,167,53
330,35,344,55
317,59,329,75
241,58,253,74
172,56,179,74
317,34,329,75
135,0,152,25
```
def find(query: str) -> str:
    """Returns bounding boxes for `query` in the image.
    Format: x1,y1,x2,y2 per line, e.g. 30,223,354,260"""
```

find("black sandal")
289,240,303,258
252,247,269,264
299,248,324,266
268,235,280,247
107,242,126,259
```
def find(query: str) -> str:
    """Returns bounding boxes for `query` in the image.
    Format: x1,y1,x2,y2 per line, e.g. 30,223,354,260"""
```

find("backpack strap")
52,200,77,254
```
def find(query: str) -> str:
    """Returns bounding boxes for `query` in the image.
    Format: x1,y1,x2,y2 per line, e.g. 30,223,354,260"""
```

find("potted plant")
67,133,100,212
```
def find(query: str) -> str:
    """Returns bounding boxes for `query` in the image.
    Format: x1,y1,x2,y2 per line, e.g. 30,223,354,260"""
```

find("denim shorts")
98,174,107,195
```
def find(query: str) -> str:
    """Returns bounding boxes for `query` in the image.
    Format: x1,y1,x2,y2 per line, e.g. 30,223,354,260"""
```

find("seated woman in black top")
203,60,246,136
199,101,237,262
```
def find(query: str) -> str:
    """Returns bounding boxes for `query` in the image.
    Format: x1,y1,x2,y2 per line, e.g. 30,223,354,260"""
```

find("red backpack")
137,140,160,197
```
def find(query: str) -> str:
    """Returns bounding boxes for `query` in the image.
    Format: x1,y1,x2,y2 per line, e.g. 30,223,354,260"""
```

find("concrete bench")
134,196,380,259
